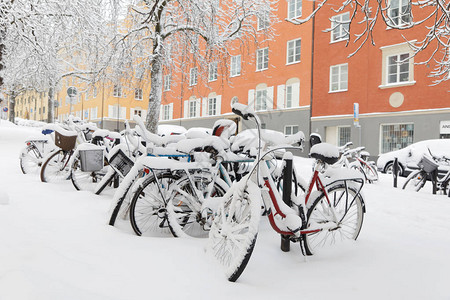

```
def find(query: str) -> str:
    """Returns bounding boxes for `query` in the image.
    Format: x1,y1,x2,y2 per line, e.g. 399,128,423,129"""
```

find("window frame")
208,97,217,116
286,38,301,65
257,10,270,31
255,89,268,111
189,67,198,86
284,125,299,136
379,123,414,154
386,53,410,84
387,0,412,27
287,0,302,19
164,74,171,91
134,88,143,100
329,63,348,93
113,85,122,97
189,100,198,118
256,47,269,71
208,62,218,82
230,55,241,77
330,12,350,43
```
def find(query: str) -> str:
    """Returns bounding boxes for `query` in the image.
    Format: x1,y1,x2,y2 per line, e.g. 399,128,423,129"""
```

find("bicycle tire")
363,163,379,183
402,170,427,192
129,171,178,236
207,180,261,282
70,153,105,191
19,145,43,174
94,168,116,195
304,184,364,255
40,150,72,183
166,174,228,238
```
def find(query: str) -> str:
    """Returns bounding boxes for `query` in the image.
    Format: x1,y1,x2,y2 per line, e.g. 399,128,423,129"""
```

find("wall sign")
440,121,450,134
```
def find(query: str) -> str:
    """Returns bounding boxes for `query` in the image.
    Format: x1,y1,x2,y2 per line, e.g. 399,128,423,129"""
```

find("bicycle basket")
418,156,439,173
79,149,104,172
109,149,134,177
54,131,77,151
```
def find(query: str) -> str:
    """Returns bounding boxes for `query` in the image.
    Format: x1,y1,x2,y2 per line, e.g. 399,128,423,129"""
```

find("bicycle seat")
310,143,339,165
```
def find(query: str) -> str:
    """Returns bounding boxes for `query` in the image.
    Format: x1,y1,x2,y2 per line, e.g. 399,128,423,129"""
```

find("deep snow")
1,121,450,300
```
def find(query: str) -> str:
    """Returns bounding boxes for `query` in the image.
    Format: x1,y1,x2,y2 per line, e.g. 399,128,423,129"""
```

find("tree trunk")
8,92,15,123
47,86,54,123
145,56,163,133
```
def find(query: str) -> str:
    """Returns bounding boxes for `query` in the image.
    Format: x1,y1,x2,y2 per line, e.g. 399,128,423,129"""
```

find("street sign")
67,87,78,97
353,103,359,126
2,107,7,112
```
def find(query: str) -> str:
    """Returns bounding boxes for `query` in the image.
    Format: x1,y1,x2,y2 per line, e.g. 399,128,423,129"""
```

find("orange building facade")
161,0,449,157
160,0,315,137
310,2,449,156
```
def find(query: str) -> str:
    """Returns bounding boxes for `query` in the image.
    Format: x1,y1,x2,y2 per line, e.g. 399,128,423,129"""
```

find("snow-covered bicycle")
207,103,366,282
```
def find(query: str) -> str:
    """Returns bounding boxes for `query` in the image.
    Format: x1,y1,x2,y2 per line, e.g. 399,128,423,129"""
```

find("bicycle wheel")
129,171,177,236
207,180,261,282
402,170,427,192
304,184,364,255
40,150,72,183
94,168,116,195
19,145,43,174
70,153,105,191
167,173,228,238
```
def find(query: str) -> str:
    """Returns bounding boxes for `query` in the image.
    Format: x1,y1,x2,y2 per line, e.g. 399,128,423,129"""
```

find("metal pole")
281,155,293,252
393,157,398,188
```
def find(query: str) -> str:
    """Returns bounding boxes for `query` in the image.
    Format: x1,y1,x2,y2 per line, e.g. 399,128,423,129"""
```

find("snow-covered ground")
1,121,449,300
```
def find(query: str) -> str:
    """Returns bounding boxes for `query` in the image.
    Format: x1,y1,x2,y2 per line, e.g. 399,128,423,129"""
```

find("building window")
134,109,142,117
286,85,293,108
257,10,270,30
287,38,301,64
208,62,218,82
189,100,198,118
113,85,122,97
93,86,98,98
388,0,411,26
134,88,143,100
338,126,351,147
231,55,241,77
256,48,269,71
288,0,302,19
91,107,98,119
190,68,198,86
387,53,410,84
163,105,170,120
330,63,348,92
381,123,414,153
331,12,350,42
43,107,45,114
255,89,267,111
208,97,217,116
164,74,171,91
284,125,299,136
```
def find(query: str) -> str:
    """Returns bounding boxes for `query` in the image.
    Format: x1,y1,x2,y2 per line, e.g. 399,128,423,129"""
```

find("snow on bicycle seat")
175,136,230,154
309,143,340,165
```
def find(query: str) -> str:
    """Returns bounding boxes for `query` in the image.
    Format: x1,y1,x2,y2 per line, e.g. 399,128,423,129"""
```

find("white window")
329,63,348,92
388,0,411,26
93,86,98,98
134,88,143,100
91,107,98,119
257,10,270,30
256,48,269,71
113,85,122,97
208,97,217,116
284,125,299,136
134,109,142,117
288,0,302,19
287,38,301,64
189,100,198,118
387,53,410,84
190,68,198,86
164,74,171,91
380,123,414,153
163,105,170,120
208,62,218,82
331,12,350,42
231,55,241,77
255,90,267,111
338,126,351,147
286,85,293,108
